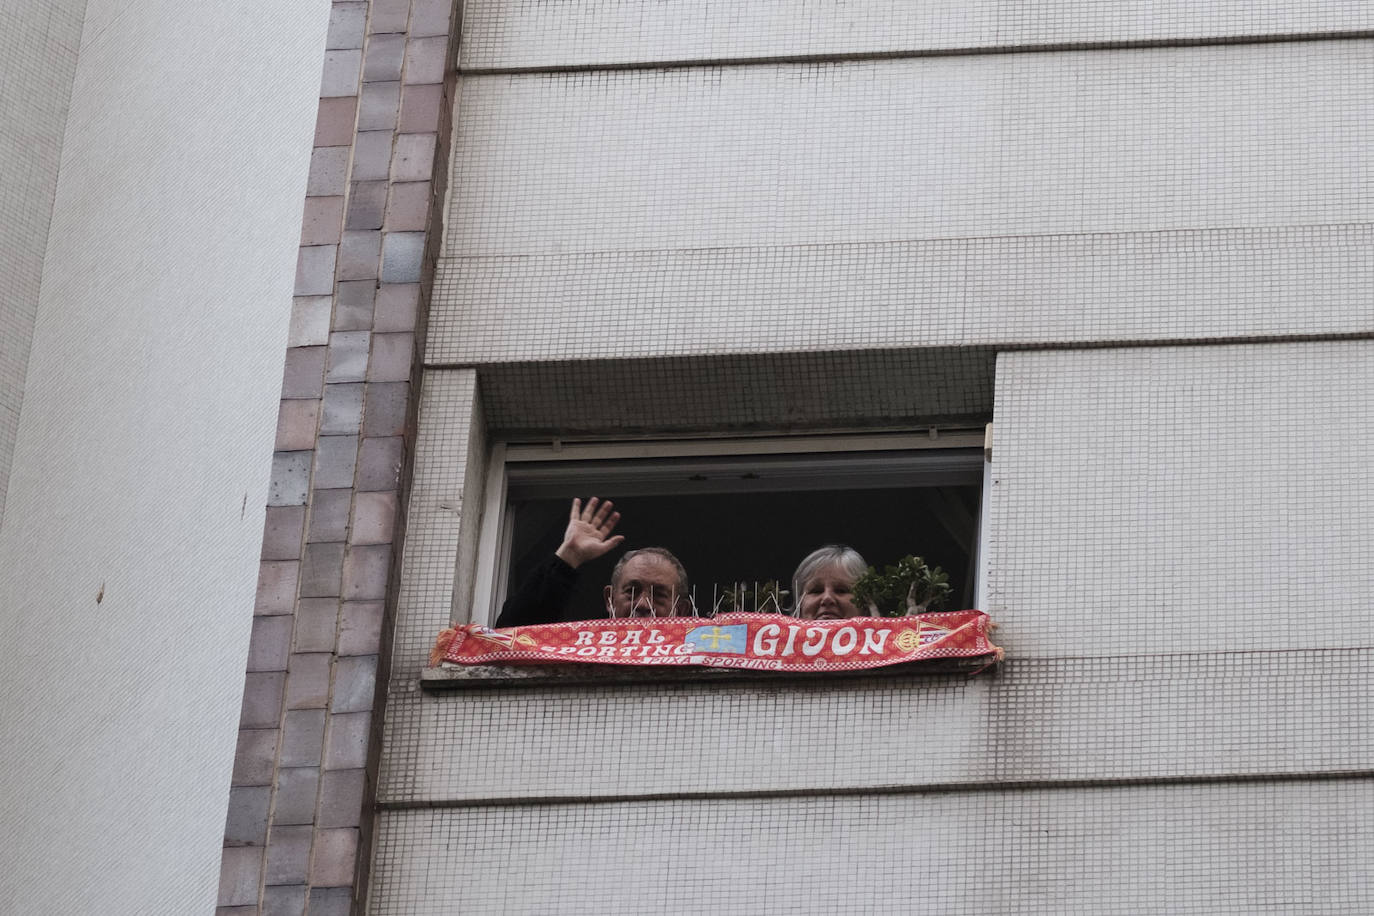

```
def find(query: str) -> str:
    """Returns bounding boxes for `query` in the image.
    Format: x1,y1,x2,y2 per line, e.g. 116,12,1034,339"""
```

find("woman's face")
798,564,861,620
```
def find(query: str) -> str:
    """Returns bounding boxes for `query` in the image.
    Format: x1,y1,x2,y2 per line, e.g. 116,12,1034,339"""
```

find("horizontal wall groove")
439,218,1374,260
422,331,1374,372
1001,645,1374,662
446,220,1374,260
378,770,1374,811
458,30,1374,76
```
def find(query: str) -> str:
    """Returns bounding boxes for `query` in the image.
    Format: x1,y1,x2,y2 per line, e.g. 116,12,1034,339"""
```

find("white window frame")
465,429,989,625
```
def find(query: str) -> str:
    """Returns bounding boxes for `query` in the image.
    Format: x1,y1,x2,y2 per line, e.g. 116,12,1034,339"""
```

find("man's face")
604,554,686,618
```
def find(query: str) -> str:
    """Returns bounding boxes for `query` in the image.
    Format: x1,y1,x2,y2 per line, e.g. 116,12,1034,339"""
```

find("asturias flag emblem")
684,624,748,654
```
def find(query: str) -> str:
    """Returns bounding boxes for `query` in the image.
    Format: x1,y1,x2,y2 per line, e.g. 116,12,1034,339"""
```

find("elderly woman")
791,545,868,619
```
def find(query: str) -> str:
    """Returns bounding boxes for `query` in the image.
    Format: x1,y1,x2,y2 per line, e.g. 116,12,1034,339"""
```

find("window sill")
420,655,997,690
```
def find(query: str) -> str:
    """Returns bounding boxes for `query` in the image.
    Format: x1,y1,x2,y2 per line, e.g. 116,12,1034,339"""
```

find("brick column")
217,0,457,912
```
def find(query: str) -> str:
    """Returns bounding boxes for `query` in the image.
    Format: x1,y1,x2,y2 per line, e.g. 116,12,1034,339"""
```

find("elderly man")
495,497,692,628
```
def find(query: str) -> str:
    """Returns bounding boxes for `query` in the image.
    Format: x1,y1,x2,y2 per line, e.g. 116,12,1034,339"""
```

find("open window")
467,430,988,624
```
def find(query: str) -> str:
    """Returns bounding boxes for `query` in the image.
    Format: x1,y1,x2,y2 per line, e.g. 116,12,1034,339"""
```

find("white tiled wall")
431,225,1374,365
448,45,1374,259
988,341,1374,657
461,0,1374,69
370,779,1374,914
432,42,1374,365
378,4,1374,913
377,371,484,805
385,649,1374,803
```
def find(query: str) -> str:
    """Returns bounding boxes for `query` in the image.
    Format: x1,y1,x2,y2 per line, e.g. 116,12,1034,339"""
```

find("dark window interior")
502,448,983,617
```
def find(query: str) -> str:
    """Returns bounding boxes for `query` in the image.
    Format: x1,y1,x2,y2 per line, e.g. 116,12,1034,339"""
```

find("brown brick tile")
326,2,366,50
307,488,353,543
326,331,371,383
335,280,376,329
275,399,321,452
338,601,384,656
310,828,359,887
261,506,306,561
309,887,354,916
397,83,442,134
224,785,271,846
280,709,327,768
262,884,307,916
318,768,366,828
286,652,333,709
281,347,327,400
389,132,435,182
364,34,406,84
240,670,286,727
351,130,393,181
409,0,452,38
403,35,448,85
288,295,332,348
294,245,336,297
264,824,313,885
383,180,429,232
344,180,387,231
314,98,357,148
320,382,364,436
368,0,410,34
366,332,413,383
271,766,321,827
300,195,345,246
248,616,293,672
361,382,409,437
306,146,350,197
358,80,400,131
255,560,299,615
349,490,397,546
218,846,264,906
300,541,345,598
330,655,377,714
232,729,279,787
342,544,391,600
355,437,404,491
320,49,362,98
324,711,371,770
312,435,360,490
380,231,425,283
267,451,312,509
373,283,418,332
337,230,380,282
295,597,341,653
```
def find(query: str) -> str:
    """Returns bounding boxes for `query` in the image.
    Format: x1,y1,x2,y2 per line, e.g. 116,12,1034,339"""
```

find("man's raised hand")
554,497,625,569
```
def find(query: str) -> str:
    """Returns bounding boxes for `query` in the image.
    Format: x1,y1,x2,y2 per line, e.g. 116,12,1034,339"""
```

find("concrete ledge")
420,655,997,689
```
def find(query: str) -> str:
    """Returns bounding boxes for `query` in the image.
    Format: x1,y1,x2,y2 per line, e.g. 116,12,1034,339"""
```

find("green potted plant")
851,555,952,617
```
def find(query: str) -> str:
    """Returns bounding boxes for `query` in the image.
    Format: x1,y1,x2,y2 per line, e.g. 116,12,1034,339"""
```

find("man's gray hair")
610,547,690,596
790,545,868,615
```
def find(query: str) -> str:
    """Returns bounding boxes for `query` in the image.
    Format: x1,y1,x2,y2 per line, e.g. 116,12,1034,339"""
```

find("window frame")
465,429,989,626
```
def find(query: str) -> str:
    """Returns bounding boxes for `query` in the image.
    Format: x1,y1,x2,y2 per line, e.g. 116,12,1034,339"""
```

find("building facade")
366,4,1374,913
4,1,1373,914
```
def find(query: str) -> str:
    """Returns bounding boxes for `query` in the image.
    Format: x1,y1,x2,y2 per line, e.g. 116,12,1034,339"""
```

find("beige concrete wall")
0,0,328,911
0,0,87,525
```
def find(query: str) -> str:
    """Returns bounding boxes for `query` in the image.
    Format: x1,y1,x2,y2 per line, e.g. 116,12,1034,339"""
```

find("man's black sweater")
494,554,596,628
